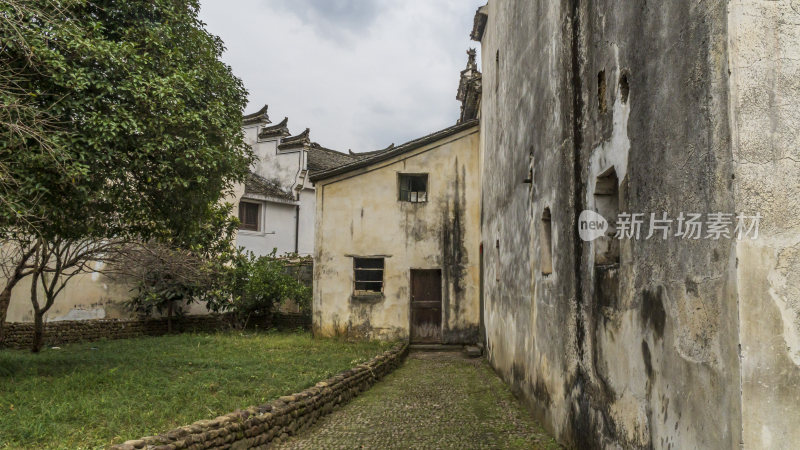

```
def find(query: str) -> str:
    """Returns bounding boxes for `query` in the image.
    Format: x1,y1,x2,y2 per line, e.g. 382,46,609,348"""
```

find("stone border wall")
113,342,408,450
0,313,311,350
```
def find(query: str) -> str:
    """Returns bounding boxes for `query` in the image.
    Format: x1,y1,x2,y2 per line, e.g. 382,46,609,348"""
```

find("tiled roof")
470,5,488,42
310,119,479,182
244,172,296,202
308,144,360,174
243,104,270,126
349,143,395,160
277,128,311,151
259,117,290,139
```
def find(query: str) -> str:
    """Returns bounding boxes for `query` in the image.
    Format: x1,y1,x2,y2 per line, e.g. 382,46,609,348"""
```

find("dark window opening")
399,174,428,203
594,168,620,265
354,257,384,294
238,201,260,231
598,70,607,114
619,72,629,103
541,208,553,275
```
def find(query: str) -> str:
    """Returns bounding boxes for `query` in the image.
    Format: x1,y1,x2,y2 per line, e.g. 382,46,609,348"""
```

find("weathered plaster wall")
728,1,800,448
478,0,578,442
297,187,316,256
480,0,742,447
244,125,306,192
313,127,481,342
5,266,132,323
4,264,215,324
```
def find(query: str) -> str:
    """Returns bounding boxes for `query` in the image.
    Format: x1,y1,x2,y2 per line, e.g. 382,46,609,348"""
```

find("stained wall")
313,126,481,342
479,0,748,447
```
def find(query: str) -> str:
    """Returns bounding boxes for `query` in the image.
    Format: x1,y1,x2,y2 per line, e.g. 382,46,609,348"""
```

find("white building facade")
234,105,358,257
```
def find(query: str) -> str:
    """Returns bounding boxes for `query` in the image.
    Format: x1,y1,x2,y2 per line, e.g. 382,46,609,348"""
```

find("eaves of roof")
310,119,479,182
243,104,271,126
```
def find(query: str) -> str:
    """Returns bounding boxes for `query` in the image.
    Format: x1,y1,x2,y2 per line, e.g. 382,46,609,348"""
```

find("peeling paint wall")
313,127,481,342
729,1,800,448
479,0,752,447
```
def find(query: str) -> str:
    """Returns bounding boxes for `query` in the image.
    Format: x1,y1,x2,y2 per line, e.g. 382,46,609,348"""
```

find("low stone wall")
113,342,408,450
0,313,311,350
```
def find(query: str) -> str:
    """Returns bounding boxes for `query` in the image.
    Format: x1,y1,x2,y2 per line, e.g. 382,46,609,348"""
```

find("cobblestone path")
276,351,560,449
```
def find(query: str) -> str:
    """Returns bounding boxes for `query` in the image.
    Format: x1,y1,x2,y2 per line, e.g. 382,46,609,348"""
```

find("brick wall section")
0,313,311,349
113,342,408,450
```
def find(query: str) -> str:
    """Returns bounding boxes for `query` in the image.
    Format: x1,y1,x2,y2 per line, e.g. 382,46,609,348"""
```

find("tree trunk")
0,285,13,344
167,301,174,333
31,312,44,353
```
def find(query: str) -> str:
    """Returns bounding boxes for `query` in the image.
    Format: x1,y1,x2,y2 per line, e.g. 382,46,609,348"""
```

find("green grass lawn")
0,330,393,449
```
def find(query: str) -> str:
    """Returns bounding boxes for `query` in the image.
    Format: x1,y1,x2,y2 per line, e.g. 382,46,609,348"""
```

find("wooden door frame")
409,268,444,344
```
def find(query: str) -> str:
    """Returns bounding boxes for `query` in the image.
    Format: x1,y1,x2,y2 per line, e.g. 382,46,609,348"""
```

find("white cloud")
198,0,484,152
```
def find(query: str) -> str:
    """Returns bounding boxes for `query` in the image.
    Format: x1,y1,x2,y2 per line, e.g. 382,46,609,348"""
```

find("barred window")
354,257,384,294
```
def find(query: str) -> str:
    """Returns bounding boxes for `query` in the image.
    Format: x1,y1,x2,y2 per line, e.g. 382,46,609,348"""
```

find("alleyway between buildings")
276,351,559,449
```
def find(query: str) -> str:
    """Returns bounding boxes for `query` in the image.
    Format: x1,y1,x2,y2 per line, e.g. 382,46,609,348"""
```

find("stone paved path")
276,351,560,449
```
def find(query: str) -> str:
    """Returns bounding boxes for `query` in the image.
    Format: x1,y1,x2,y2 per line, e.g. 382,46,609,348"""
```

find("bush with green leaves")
224,250,312,321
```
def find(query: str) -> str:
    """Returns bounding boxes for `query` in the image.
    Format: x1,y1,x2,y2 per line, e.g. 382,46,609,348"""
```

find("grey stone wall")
479,0,742,448
112,343,408,450
1,313,311,350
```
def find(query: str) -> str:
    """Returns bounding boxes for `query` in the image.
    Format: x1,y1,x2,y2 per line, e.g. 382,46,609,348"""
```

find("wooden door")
410,269,442,343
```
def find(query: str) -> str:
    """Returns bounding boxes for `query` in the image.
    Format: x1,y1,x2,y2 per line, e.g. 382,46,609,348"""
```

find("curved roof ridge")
259,117,290,139
278,128,311,150
243,104,270,125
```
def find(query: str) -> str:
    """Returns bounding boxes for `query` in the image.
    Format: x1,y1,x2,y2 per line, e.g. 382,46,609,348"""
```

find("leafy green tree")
0,0,253,347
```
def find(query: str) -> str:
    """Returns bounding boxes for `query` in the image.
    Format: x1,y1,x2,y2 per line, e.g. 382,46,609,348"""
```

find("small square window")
354,257,384,295
238,201,260,231
399,174,428,203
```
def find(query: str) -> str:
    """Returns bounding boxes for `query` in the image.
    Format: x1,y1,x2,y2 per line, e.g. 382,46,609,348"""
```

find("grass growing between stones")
278,352,561,449
0,330,393,449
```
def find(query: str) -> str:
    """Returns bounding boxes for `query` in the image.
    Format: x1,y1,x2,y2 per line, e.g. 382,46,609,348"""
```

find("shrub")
115,243,229,332
224,250,311,321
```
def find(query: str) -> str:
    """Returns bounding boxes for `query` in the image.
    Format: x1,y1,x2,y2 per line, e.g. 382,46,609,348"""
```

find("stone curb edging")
112,342,409,450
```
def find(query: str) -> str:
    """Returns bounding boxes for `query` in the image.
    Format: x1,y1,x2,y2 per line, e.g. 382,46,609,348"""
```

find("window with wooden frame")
238,201,260,231
353,257,384,295
398,174,428,203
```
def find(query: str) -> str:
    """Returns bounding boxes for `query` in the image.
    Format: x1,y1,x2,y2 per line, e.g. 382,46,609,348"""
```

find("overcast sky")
198,0,483,153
